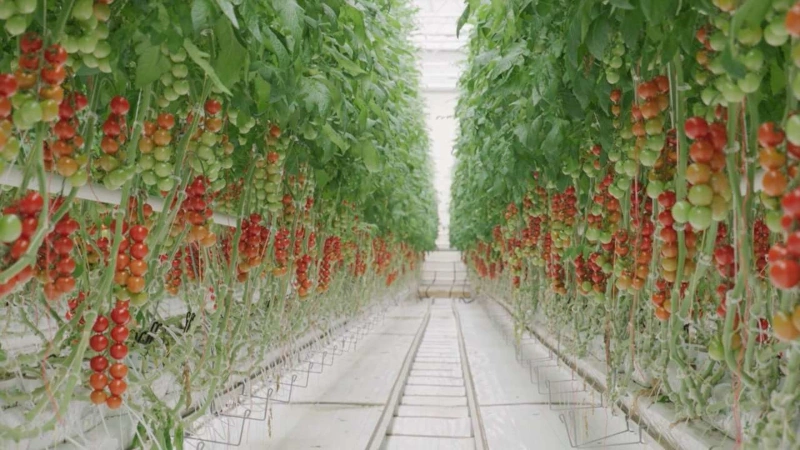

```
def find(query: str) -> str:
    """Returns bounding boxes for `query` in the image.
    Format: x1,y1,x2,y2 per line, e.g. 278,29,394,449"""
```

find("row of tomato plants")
0,0,436,447
453,0,800,447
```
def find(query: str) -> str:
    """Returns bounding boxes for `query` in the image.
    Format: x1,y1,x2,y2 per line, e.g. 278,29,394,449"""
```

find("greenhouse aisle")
182,251,661,449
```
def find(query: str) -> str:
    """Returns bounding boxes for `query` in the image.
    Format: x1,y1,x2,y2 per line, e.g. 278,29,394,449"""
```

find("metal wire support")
184,409,252,448
558,408,644,448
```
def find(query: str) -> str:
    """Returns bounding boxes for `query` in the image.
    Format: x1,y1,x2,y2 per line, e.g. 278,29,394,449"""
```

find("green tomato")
106,168,128,189
701,87,719,106
154,162,173,178
2,137,20,161
606,70,620,84
173,79,190,96
0,2,17,19
736,26,762,46
742,48,764,72
671,200,691,224
602,262,613,273
585,227,599,242
266,193,281,204
93,41,111,59
609,56,623,69
709,32,726,51
97,154,119,172
707,57,725,75
197,145,215,162
211,178,226,191
617,177,631,191
646,134,665,151
78,34,98,54
95,22,109,39
645,118,664,135
164,86,179,102
792,73,800,101
141,170,157,186
623,160,638,177
222,157,233,169
129,292,148,307
153,146,172,162
97,58,111,73
93,3,110,21
5,15,27,36
688,184,714,206
171,64,189,78
766,210,783,233
20,99,42,125
600,231,613,245
721,84,745,104
61,35,79,53
0,214,22,243
157,177,175,192
156,97,170,108
737,72,761,94
688,206,713,231
200,131,218,147
72,0,94,20
139,154,155,170
68,170,88,187
256,190,267,201
82,53,98,68
160,71,174,86
694,71,709,86
708,337,724,362
41,99,59,122
760,192,780,210
764,21,789,47
170,49,187,63
786,115,800,146
639,149,659,167
608,184,623,199
15,0,36,14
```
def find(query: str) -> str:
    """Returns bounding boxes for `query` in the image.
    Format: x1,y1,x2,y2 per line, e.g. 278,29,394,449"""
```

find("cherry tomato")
90,390,108,405
103,117,121,137
126,276,145,294
0,74,18,97
204,99,221,115
41,65,66,85
109,343,128,360
684,117,709,140
106,395,123,409
0,214,23,243
18,53,39,71
758,122,785,148
109,363,128,379
156,113,175,130
9,238,30,259
110,325,129,343
788,2,800,37
54,217,79,235
129,259,147,276
89,334,108,352
110,307,130,325
110,96,130,116
129,225,148,243
55,276,75,293
130,243,148,259
93,316,110,333
89,372,108,390
770,259,800,289
19,192,43,216
44,45,68,66
90,355,109,372
108,379,127,396
20,33,43,54
53,236,73,255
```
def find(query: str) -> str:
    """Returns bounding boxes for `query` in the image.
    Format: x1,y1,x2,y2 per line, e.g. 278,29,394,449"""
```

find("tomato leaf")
609,0,634,9
456,4,471,38
214,0,239,29
361,141,381,173
134,44,171,88
213,17,246,87
183,39,232,95
299,77,330,113
191,0,213,32
253,77,271,112
273,0,304,40
586,18,610,60
322,123,347,151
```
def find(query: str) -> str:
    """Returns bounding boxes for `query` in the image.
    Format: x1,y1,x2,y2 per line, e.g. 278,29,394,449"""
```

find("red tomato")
689,139,714,163
18,53,39,71
103,117,121,137
129,225,148,243
90,355,109,372
90,334,108,352
44,45,68,66
109,343,128,360
41,65,66,85
106,395,123,409
0,74,18,97
90,390,108,405
19,192,44,216
20,33,43,54
110,325,129,343
110,96,130,116
130,243,148,260
54,218,79,235
782,188,800,218
110,307,130,325
56,256,76,275
204,99,221,115
93,315,110,333
156,113,175,130
53,236,73,255
770,259,800,289
9,238,30,259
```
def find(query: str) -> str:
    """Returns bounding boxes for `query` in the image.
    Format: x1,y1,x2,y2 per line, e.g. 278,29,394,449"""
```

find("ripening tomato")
762,170,788,197
758,122,785,148
54,218,79,235
786,2,800,37
129,225,148,243
109,363,128,379
9,238,30,259
44,45,68,66
636,81,658,100
126,276,145,294
108,379,127,396
204,98,221,115
90,390,108,405
106,395,123,409
772,312,800,341
53,236,73,255
684,117,709,140
90,372,108,390
19,192,44,216
689,139,714,163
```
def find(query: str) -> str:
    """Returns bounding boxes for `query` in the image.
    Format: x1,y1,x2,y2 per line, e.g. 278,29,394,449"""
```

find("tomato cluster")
47,89,90,186
156,48,190,106
318,236,341,292
295,254,313,297
111,222,149,306
272,228,291,276
186,98,232,192
37,209,79,301
0,0,37,37
62,0,114,73
632,75,670,168
171,176,216,247
95,96,134,190
88,302,131,410
0,192,43,296
140,113,178,192
235,213,269,281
